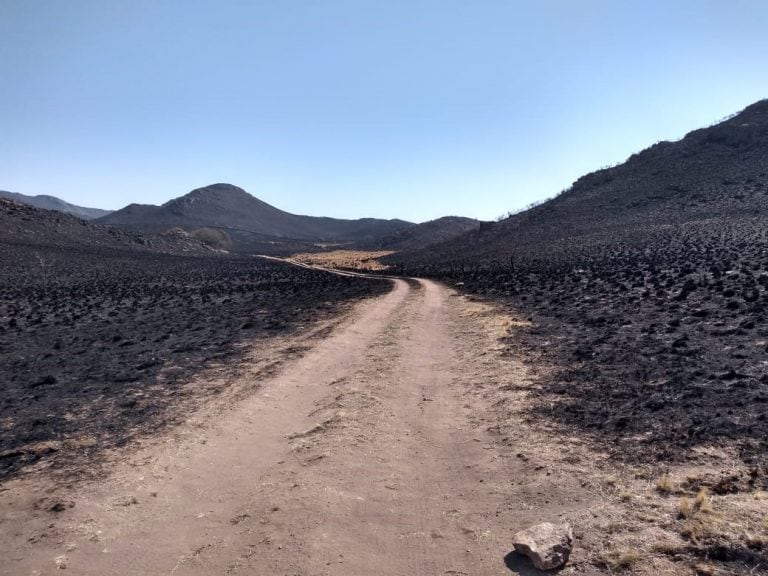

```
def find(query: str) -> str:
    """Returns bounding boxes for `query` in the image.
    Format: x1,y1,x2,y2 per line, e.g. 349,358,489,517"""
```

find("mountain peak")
163,183,251,207
189,183,248,197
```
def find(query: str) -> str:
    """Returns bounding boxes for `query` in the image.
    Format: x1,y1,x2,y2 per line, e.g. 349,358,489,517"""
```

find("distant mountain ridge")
362,216,482,251
3,183,482,255
0,190,113,220
96,183,415,252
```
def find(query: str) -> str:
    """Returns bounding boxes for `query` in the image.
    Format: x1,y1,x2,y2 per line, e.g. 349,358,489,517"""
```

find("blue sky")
2,1,768,222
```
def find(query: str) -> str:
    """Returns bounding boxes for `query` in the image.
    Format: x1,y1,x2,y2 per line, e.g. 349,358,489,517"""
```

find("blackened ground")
0,244,389,482
396,216,768,469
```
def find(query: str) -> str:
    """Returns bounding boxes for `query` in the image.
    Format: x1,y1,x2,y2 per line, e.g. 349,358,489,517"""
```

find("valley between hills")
2,101,768,575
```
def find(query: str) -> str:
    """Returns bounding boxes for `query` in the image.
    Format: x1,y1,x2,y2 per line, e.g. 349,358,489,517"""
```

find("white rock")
512,522,573,570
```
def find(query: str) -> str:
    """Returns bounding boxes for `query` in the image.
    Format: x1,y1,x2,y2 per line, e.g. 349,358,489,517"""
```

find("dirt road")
1,278,595,575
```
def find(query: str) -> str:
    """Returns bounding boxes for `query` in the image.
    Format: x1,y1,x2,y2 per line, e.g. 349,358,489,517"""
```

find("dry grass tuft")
680,488,713,520
604,475,619,486
656,474,674,494
679,496,694,519
695,487,712,514
679,516,716,544
633,467,650,479
602,548,641,571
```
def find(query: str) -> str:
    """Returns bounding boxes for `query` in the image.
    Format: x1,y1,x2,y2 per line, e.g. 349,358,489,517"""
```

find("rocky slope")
391,99,768,266
387,100,768,470
0,199,208,255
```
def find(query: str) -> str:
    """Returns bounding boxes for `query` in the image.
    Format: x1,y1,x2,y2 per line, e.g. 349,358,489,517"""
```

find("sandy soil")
1,277,616,575
289,250,395,271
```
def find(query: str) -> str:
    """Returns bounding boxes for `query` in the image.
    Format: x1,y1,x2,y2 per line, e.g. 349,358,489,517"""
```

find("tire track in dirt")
0,279,408,575
219,279,589,575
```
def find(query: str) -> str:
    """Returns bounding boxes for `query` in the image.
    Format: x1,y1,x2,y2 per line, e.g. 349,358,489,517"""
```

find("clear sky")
2,1,768,222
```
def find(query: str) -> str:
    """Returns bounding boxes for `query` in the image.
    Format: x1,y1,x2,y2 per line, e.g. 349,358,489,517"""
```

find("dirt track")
1,277,598,575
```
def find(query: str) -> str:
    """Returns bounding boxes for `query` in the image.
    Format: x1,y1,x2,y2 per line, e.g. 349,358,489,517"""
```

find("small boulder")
512,522,573,570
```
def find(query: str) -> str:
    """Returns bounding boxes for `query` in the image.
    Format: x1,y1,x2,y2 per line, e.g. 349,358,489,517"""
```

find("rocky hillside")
0,199,208,256
0,190,112,220
96,183,412,252
391,99,768,266
387,99,768,475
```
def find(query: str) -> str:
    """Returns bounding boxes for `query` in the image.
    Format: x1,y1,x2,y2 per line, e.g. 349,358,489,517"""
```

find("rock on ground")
512,522,573,570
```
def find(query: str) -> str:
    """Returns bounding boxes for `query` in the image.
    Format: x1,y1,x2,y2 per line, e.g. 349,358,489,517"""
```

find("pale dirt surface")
2,278,626,576
289,250,395,271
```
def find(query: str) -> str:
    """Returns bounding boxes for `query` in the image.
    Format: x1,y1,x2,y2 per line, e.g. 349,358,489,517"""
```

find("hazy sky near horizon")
2,1,768,222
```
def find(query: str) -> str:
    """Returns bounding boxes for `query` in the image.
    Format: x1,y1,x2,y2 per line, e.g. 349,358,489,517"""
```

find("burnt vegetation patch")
398,221,768,468
0,243,388,482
